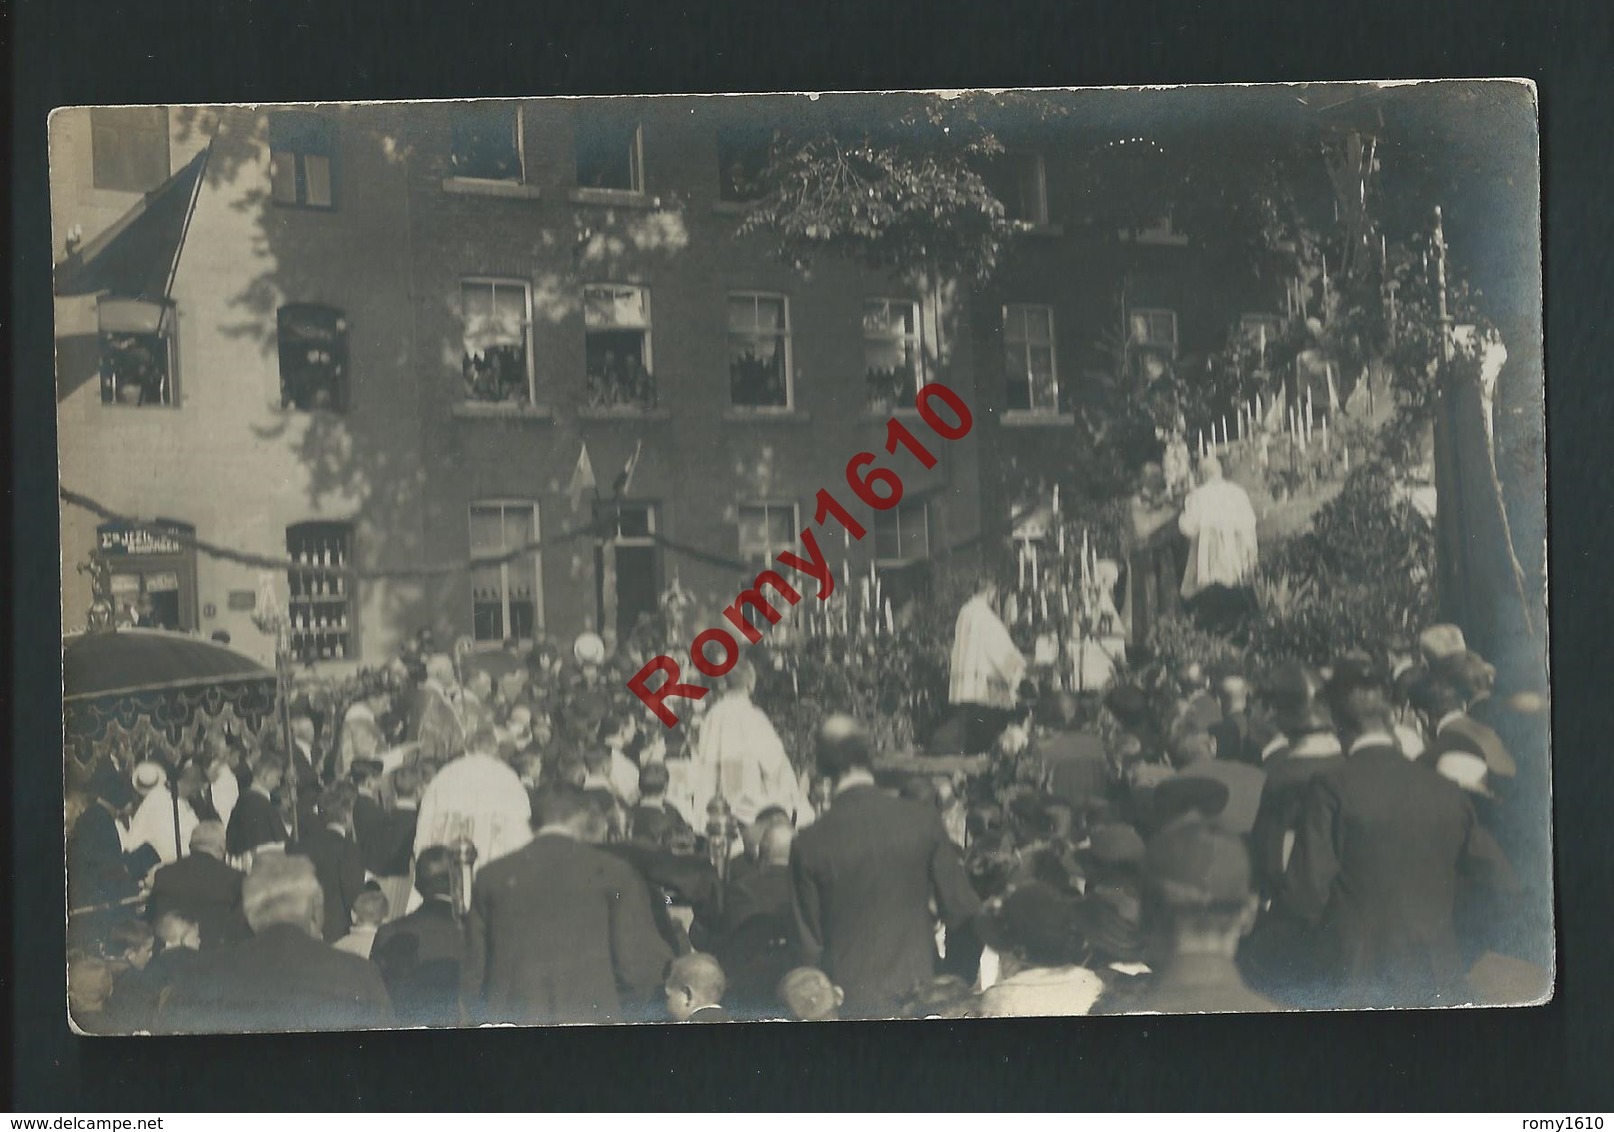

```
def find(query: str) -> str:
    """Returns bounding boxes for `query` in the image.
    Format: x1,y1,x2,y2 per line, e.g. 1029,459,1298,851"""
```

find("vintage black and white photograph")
51,81,1550,1034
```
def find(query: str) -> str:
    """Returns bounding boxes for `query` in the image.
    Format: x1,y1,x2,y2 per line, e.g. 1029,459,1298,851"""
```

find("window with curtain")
1002,303,1058,412
278,304,348,411
462,279,534,404
727,293,791,408
269,112,336,208
863,298,925,408
470,502,542,643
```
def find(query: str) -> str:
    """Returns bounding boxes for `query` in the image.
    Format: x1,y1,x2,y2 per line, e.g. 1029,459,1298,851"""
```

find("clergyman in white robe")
950,587,1026,711
1178,456,1259,601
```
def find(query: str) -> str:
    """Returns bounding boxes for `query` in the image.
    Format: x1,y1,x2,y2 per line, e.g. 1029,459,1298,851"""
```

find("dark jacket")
160,922,394,1033
288,825,367,943
711,862,797,1013
1249,744,1345,895
148,852,247,949
371,897,466,1027
790,784,981,1018
68,804,158,911
353,795,417,877
1177,759,1268,836
1210,715,1265,767
225,788,287,858
1280,742,1479,1006
462,832,674,1025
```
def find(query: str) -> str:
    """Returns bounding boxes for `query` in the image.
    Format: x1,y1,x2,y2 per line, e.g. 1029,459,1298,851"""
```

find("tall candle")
1221,415,1228,448
884,600,895,636
1322,414,1329,452
1256,392,1263,423
1052,483,1060,515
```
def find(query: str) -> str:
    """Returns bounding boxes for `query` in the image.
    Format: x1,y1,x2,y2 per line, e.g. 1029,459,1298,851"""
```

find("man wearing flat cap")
1278,655,1481,1007
1100,817,1276,1014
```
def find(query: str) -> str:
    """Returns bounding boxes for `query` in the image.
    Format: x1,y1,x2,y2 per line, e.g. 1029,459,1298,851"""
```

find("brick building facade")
54,96,1280,669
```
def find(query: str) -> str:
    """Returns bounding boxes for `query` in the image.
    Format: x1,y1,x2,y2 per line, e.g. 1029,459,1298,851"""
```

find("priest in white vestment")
693,659,809,826
949,576,1028,753
1178,456,1260,632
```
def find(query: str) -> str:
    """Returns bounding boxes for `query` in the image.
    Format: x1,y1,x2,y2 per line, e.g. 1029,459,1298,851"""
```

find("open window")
98,297,177,407
575,117,644,192
278,304,348,411
462,279,534,404
863,298,925,409
1129,307,1179,385
98,519,197,631
988,152,1048,225
584,285,655,408
449,103,523,182
269,111,336,208
717,124,772,202
727,292,792,409
286,521,356,662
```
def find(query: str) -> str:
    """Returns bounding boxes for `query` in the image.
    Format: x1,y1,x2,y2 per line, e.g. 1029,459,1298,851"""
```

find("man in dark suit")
708,820,797,1015
1208,676,1268,766
225,752,288,860
370,845,466,1027
160,854,394,1033
462,784,674,1025
147,821,246,949
288,784,367,943
789,715,981,1019
1280,657,1480,1008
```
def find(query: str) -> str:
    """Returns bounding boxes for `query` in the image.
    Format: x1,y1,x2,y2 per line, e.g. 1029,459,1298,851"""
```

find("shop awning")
63,627,274,701
54,145,210,300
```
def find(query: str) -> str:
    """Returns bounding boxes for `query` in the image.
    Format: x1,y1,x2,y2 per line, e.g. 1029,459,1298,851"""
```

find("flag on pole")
568,443,597,511
612,439,643,498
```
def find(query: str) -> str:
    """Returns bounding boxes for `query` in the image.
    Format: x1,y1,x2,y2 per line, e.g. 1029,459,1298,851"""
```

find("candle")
1256,392,1263,423
1057,522,1066,557
884,599,895,636
1040,591,1049,620
1030,545,1040,593
1381,234,1387,264
1258,323,1266,361
1322,414,1329,452
1343,445,1350,472
1052,483,1060,515
1197,428,1204,456
1322,253,1329,293
1221,415,1228,448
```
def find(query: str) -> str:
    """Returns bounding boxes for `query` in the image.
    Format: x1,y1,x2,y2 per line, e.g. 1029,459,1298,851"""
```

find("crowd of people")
65,604,1540,1033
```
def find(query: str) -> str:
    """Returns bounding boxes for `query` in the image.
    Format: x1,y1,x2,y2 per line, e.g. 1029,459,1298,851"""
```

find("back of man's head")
638,761,670,797
665,951,726,1019
189,820,227,860
721,658,757,696
243,854,324,937
1327,654,1392,740
315,782,358,827
532,784,594,832
350,889,389,928
154,909,200,950
777,966,843,1021
758,820,795,867
816,715,872,781
466,725,500,758
413,845,456,900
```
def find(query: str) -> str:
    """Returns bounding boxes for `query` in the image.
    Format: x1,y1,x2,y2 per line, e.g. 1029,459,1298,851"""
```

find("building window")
287,522,355,662
584,285,655,408
90,107,169,193
575,118,643,192
278,304,348,411
717,125,772,202
990,152,1048,225
449,103,523,182
268,112,336,208
98,297,177,407
738,503,799,571
873,498,930,564
462,279,533,404
1002,304,1058,413
727,293,792,409
863,298,925,409
470,502,542,643
1129,308,1179,354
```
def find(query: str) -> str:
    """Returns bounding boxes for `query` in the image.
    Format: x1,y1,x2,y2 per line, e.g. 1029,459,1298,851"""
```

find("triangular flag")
612,439,643,498
568,443,597,511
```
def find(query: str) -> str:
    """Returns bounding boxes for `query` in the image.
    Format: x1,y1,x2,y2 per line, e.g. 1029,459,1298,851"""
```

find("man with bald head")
788,715,981,1018
664,952,729,1022
161,854,393,1033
